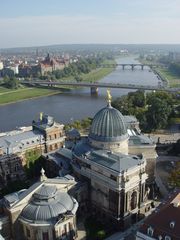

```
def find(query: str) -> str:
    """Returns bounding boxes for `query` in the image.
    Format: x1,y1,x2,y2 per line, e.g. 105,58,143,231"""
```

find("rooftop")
138,191,180,239
73,139,145,173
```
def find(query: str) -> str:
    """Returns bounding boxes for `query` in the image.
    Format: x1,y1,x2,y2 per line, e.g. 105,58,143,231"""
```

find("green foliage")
112,90,178,132
169,161,180,187
3,76,19,89
146,97,172,131
25,148,42,178
169,63,180,76
65,118,92,131
85,217,107,240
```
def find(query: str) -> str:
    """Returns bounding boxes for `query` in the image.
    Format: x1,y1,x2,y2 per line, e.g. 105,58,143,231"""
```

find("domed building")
88,100,129,154
0,170,78,240
71,91,151,229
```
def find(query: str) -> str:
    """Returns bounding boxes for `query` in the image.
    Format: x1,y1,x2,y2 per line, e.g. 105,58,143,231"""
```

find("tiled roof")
139,192,180,239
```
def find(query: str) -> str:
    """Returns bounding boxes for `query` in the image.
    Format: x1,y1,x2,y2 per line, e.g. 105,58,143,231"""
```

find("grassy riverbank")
155,67,180,88
0,87,61,105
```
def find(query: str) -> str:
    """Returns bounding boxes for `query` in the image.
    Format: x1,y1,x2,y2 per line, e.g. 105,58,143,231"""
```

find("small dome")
20,185,77,223
89,104,127,142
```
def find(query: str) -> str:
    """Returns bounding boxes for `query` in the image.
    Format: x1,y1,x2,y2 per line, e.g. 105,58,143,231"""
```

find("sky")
0,0,180,48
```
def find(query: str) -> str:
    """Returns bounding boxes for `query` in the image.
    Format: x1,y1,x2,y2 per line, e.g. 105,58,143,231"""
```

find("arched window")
165,236,171,240
147,227,154,236
131,191,137,210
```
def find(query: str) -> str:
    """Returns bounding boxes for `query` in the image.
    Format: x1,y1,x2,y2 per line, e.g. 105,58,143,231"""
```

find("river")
0,56,160,132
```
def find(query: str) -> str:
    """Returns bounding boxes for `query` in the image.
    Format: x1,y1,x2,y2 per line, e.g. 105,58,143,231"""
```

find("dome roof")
89,103,127,142
20,185,77,223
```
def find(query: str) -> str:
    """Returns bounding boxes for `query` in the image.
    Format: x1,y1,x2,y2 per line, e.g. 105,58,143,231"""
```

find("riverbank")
155,67,180,88
0,61,115,105
0,87,62,105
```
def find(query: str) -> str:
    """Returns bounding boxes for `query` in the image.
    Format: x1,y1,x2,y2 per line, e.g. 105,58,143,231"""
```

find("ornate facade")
0,171,78,240
71,94,152,228
0,114,65,189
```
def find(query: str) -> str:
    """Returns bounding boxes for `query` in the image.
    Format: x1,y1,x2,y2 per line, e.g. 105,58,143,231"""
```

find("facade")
0,114,65,189
71,97,151,229
0,154,25,190
0,170,78,240
39,54,69,75
136,191,180,240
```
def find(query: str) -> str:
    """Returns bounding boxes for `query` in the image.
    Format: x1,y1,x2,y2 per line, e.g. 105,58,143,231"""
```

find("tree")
146,97,172,131
3,76,19,89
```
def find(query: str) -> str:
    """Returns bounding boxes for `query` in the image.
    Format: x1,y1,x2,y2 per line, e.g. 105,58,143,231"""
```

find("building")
39,54,69,75
0,154,25,190
0,114,65,189
0,170,78,240
71,93,152,229
136,191,180,240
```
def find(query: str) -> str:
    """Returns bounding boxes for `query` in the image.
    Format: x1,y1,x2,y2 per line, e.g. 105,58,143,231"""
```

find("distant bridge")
99,63,160,70
21,80,179,95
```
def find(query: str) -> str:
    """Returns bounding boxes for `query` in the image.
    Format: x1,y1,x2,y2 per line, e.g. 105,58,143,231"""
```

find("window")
42,232,49,240
165,236,171,240
130,191,137,210
170,221,175,228
54,134,57,139
26,227,30,237
147,227,154,236
110,174,117,181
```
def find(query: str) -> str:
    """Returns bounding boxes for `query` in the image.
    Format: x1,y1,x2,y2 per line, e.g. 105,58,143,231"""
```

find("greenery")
40,54,115,81
0,87,61,105
3,76,19,89
156,67,180,88
112,90,179,132
65,118,92,131
85,217,107,240
25,148,43,178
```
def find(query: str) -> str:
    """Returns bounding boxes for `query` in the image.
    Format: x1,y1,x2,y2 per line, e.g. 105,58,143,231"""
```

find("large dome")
89,103,127,142
20,185,78,223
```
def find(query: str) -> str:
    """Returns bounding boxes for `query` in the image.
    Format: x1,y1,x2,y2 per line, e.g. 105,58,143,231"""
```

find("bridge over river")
99,63,160,70
21,80,178,94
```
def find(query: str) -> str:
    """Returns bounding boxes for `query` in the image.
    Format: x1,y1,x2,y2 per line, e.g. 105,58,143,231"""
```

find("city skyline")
0,0,180,48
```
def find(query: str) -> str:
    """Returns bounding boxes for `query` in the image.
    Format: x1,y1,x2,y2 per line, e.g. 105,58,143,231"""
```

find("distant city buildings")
0,53,70,78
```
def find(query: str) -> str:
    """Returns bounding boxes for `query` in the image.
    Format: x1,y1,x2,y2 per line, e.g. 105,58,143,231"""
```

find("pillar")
131,65,134,70
141,65,144,70
91,87,98,95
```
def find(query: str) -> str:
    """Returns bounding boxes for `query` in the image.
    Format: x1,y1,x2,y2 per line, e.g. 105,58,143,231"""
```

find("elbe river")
0,56,160,132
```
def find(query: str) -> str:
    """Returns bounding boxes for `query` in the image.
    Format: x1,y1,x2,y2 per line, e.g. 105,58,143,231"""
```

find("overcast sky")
0,0,180,48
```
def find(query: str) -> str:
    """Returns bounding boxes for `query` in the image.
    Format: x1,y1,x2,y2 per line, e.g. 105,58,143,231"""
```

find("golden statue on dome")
107,89,112,104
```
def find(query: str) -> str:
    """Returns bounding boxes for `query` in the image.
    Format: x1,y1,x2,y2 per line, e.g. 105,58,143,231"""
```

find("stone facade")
0,174,78,240
0,114,65,189
0,153,25,190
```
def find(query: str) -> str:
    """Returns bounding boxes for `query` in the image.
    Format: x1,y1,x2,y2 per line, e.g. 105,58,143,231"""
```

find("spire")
40,168,47,182
107,89,112,106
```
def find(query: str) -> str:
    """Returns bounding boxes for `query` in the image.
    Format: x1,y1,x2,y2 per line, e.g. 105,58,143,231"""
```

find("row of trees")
40,55,111,81
169,63,180,76
112,90,179,132
3,76,19,89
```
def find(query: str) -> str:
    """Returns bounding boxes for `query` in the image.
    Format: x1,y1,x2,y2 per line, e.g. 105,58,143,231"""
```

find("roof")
0,130,43,154
20,184,78,224
129,134,154,146
89,103,128,142
138,191,180,239
73,139,145,173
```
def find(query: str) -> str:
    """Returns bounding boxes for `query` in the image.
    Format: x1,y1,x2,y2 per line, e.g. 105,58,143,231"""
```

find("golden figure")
40,112,43,121
107,89,112,104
